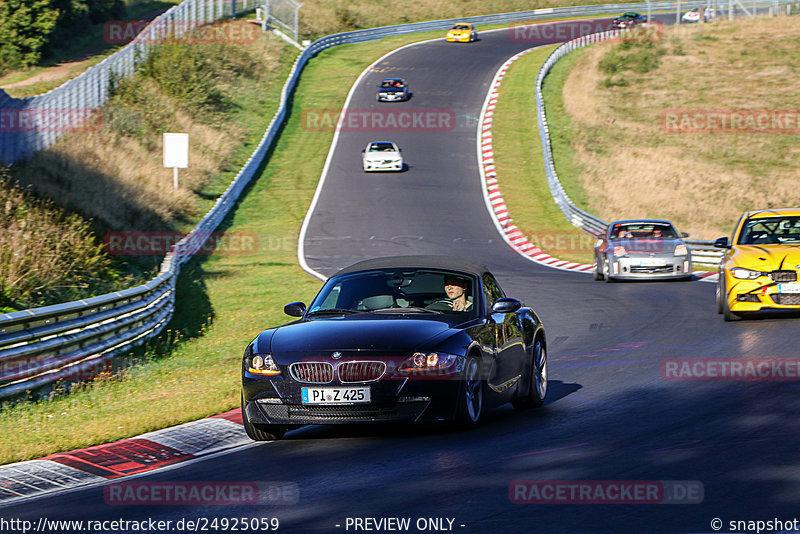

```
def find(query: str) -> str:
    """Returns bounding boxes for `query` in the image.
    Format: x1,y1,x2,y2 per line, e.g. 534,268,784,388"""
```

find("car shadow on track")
278,380,581,442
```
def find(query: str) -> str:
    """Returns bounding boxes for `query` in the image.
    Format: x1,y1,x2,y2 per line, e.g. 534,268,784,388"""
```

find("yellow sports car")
446,23,478,42
715,208,800,321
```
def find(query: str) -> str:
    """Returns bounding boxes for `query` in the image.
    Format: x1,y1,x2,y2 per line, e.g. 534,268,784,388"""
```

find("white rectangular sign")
163,133,189,168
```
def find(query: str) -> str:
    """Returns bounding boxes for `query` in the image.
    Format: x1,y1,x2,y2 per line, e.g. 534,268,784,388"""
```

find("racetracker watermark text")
301,109,465,132
661,358,800,381
661,110,800,133
104,20,259,44
508,20,663,43
103,231,258,255
509,480,704,504
1,358,112,383
103,481,299,505
0,108,101,132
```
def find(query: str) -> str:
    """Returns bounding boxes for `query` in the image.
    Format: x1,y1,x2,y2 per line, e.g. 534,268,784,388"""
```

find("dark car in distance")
241,256,547,440
377,78,410,102
611,12,647,29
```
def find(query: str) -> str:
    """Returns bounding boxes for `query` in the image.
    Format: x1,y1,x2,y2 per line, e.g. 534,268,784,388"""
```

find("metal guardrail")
686,240,724,264
1,0,790,398
534,32,614,240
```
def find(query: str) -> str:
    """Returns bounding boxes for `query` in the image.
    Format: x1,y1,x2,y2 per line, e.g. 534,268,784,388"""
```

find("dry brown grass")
1,20,288,309
561,16,800,239
0,173,115,310
8,20,285,234
12,106,229,232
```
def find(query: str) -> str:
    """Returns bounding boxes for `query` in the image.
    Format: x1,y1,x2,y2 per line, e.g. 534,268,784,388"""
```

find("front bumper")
446,34,471,42
726,277,800,313
363,159,402,171
243,371,463,425
608,255,692,279
378,92,407,101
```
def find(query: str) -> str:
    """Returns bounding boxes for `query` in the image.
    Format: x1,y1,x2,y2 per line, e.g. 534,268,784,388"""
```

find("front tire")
593,257,604,281
719,277,742,321
455,355,483,428
722,294,741,321
241,394,287,441
604,260,615,283
513,337,547,410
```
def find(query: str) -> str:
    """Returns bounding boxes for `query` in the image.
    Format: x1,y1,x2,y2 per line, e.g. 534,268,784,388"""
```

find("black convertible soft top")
333,255,490,277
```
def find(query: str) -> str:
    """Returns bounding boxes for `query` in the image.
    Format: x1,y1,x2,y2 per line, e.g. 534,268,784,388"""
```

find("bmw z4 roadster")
241,256,547,440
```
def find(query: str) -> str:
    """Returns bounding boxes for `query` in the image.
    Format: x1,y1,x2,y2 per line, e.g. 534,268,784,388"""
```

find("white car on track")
362,141,403,172
682,7,716,22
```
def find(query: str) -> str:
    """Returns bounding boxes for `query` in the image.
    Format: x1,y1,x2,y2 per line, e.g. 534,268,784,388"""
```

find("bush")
0,0,59,73
141,43,231,117
0,170,118,311
0,0,122,75
598,40,666,78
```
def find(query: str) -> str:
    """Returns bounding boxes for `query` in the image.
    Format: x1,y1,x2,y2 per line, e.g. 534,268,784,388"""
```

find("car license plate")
638,258,662,267
778,282,800,293
301,387,371,405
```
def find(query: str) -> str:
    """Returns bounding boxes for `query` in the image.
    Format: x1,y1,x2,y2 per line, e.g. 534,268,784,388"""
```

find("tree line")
0,0,124,74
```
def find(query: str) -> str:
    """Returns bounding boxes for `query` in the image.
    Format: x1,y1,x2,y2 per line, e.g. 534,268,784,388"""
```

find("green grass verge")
492,45,595,265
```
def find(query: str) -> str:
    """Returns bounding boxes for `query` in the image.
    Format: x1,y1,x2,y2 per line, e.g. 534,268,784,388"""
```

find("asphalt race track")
5,19,800,534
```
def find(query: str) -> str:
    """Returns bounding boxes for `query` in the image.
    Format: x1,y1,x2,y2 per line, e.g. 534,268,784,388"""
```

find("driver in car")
427,275,473,312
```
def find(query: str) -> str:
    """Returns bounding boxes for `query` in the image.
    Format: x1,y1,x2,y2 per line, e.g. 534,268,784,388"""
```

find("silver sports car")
594,219,692,281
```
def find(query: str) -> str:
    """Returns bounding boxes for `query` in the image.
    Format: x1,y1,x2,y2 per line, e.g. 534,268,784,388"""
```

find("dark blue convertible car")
241,256,547,440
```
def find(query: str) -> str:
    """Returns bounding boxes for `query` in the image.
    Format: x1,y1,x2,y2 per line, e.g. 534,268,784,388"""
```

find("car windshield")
452,25,470,30
308,268,478,317
610,223,678,239
381,80,404,88
738,216,800,245
368,143,396,152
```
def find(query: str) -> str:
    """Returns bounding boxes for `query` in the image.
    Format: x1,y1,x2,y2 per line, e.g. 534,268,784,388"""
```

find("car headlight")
248,353,280,376
612,246,627,257
399,352,459,372
730,267,764,280
674,244,688,256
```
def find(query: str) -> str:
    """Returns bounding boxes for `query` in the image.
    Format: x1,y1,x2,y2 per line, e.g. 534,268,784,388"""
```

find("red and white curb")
0,409,249,506
477,47,596,275
476,48,719,283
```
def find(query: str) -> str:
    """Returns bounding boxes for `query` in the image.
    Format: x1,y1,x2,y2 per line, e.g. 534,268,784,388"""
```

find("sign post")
163,133,189,189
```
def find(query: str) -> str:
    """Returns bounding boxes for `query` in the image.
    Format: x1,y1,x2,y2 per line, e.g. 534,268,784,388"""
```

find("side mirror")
680,232,689,238
284,301,306,317
713,237,730,249
491,297,521,314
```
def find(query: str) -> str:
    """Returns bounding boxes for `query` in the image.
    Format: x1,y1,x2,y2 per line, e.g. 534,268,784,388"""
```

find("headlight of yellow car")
674,244,688,256
730,267,765,280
